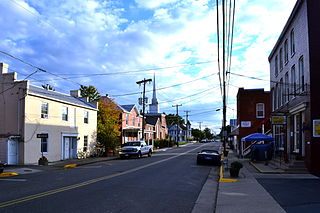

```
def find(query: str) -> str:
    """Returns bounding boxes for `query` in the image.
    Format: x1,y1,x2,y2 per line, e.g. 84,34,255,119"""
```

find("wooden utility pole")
136,78,152,141
172,104,182,147
184,110,190,141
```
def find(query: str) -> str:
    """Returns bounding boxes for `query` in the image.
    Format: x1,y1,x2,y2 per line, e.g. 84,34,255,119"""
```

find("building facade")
0,63,98,165
236,88,271,156
268,0,320,175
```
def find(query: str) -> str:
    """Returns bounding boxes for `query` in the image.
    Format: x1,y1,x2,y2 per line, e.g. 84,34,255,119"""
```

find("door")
8,139,18,165
63,137,70,159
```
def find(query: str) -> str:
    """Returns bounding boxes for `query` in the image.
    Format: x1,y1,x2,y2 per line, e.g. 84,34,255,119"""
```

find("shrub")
230,161,243,169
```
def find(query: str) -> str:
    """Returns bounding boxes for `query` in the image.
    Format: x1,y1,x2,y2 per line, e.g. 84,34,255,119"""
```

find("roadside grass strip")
0,172,19,178
63,164,77,168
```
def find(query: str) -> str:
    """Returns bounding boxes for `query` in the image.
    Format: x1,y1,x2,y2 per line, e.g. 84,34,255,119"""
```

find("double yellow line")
0,144,206,208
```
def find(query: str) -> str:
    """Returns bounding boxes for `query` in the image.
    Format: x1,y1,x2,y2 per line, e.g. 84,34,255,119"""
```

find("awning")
241,133,274,142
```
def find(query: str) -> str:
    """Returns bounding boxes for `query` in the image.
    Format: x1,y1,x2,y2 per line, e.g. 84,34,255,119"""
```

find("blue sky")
0,0,296,132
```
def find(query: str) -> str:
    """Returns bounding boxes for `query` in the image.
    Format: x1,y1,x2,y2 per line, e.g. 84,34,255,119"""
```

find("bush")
154,139,174,148
230,161,243,169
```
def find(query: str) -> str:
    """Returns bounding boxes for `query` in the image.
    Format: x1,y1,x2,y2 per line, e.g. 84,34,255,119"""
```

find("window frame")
62,106,68,121
41,102,49,119
291,65,296,98
284,39,289,64
84,110,89,124
40,135,48,154
290,29,295,56
298,56,304,93
83,135,88,152
256,103,265,119
275,55,278,76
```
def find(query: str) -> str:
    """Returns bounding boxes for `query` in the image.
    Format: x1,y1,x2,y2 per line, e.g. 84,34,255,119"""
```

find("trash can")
251,144,273,161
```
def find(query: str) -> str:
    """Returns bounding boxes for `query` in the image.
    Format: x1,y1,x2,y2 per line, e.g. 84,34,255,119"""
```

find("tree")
203,127,213,139
166,113,185,126
191,129,204,141
80,85,100,102
97,98,121,153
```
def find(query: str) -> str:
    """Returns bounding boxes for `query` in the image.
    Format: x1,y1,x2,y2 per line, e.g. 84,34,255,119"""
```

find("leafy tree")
191,129,204,141
97,98,121,153
166,113,185,126
203,127,213,139
80,85,100,102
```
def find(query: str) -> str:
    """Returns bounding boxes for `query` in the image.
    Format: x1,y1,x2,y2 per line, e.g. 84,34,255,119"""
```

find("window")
126,114,129,125
279,48,283,70
275,55,278,76
41,102,48,119
132,116,135,126
290,29,295,55
285,72,289,103
298,56,304,93
275,84,278,109
291,65,296,98
284,39,288,63
138,117,141,127
256,103,265,118
83,136,88,152
41,137,48,153
62,106,68,121
280,78,283,106
84,110,89,124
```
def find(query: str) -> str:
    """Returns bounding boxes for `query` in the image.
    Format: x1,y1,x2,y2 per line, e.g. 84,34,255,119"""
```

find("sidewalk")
215,150,286,213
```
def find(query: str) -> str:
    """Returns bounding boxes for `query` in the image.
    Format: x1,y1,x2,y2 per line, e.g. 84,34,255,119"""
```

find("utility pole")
198,122,202,130
222,0,227,156
172,104,182,147
136,78,152,142
184,110,190,141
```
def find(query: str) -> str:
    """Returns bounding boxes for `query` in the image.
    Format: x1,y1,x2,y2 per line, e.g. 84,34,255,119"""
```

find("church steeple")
149,73,159,113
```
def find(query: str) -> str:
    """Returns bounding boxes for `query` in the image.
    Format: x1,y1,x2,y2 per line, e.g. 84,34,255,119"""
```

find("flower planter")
38,157,48,166
229,167,240,177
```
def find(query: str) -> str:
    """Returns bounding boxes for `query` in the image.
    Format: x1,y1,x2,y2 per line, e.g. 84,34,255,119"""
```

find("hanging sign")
241,121,251,128
272,116,286,125
313,120,320,137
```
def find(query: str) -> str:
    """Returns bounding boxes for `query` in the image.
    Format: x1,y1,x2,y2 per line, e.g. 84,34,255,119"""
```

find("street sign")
37,133,48,138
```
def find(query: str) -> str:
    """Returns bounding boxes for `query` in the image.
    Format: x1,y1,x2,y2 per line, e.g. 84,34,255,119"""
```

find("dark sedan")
197,150,221,166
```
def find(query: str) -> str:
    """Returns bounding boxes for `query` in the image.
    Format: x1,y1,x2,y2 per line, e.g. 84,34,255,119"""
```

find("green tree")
80,85,100,102
166,113,185,126
191,129,204,141
203,127,213,139
97,98,121,153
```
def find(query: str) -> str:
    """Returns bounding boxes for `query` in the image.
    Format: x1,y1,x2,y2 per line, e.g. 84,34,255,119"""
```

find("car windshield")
200,150,219,154
124,142,141,146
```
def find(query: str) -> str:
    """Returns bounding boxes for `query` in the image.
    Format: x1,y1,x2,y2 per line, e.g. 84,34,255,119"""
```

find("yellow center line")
0,144,207,208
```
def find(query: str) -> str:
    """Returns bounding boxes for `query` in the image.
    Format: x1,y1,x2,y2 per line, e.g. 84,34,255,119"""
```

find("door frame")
61,133,78,160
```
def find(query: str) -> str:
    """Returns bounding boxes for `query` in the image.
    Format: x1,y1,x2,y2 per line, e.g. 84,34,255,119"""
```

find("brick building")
268,0,320,175
236,88,271,156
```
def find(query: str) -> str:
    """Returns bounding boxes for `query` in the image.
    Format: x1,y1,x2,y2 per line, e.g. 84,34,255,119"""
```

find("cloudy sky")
0,0,297,132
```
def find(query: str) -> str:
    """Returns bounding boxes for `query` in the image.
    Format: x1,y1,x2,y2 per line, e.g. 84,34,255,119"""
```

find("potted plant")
38,156,48,166
229,161,243,177
0,161,4,174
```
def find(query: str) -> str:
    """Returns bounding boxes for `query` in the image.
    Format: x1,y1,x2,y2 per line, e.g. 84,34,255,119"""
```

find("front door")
8,139,18,165
63,136,77,159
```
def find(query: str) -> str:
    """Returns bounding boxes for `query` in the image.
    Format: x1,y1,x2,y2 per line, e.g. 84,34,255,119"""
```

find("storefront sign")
272,116,286,125
241,121,251,128
313,120,320,137
37,133,48,138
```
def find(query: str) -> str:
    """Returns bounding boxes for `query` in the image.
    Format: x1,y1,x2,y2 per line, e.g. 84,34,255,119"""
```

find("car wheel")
148,150,152,157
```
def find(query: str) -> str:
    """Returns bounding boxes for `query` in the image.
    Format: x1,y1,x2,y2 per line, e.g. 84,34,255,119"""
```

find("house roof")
120,104,135,112
28,85,97,110
145,117,158,125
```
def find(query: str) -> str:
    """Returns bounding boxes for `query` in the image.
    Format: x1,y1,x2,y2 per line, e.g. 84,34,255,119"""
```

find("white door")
8,139,18,165
64,137,70,159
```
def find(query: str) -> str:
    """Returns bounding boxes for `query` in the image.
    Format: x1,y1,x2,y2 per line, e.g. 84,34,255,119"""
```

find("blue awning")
241,133,274,142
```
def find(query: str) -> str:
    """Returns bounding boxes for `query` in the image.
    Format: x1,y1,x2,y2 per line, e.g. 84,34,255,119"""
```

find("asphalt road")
257,177,320,213
0,142,221,213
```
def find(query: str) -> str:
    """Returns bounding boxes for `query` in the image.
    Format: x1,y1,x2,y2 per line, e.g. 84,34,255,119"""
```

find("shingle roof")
145,117,158,125
120,104,135,112
28,85,97,110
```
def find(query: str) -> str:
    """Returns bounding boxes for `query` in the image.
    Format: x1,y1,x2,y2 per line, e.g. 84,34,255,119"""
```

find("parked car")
197,150,221,166
119,141,153,159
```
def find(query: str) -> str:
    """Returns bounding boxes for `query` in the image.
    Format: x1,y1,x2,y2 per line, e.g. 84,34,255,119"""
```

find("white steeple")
149,73,159,113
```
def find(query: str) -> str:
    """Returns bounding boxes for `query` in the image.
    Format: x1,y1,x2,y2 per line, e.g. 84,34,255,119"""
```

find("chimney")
70,90,81,97
0,63,9,74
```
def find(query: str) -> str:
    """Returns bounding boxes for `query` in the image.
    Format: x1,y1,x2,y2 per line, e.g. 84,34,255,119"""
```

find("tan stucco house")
0,63,98,165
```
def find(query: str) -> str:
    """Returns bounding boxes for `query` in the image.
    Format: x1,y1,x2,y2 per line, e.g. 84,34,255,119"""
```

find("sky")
0,0,297,133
